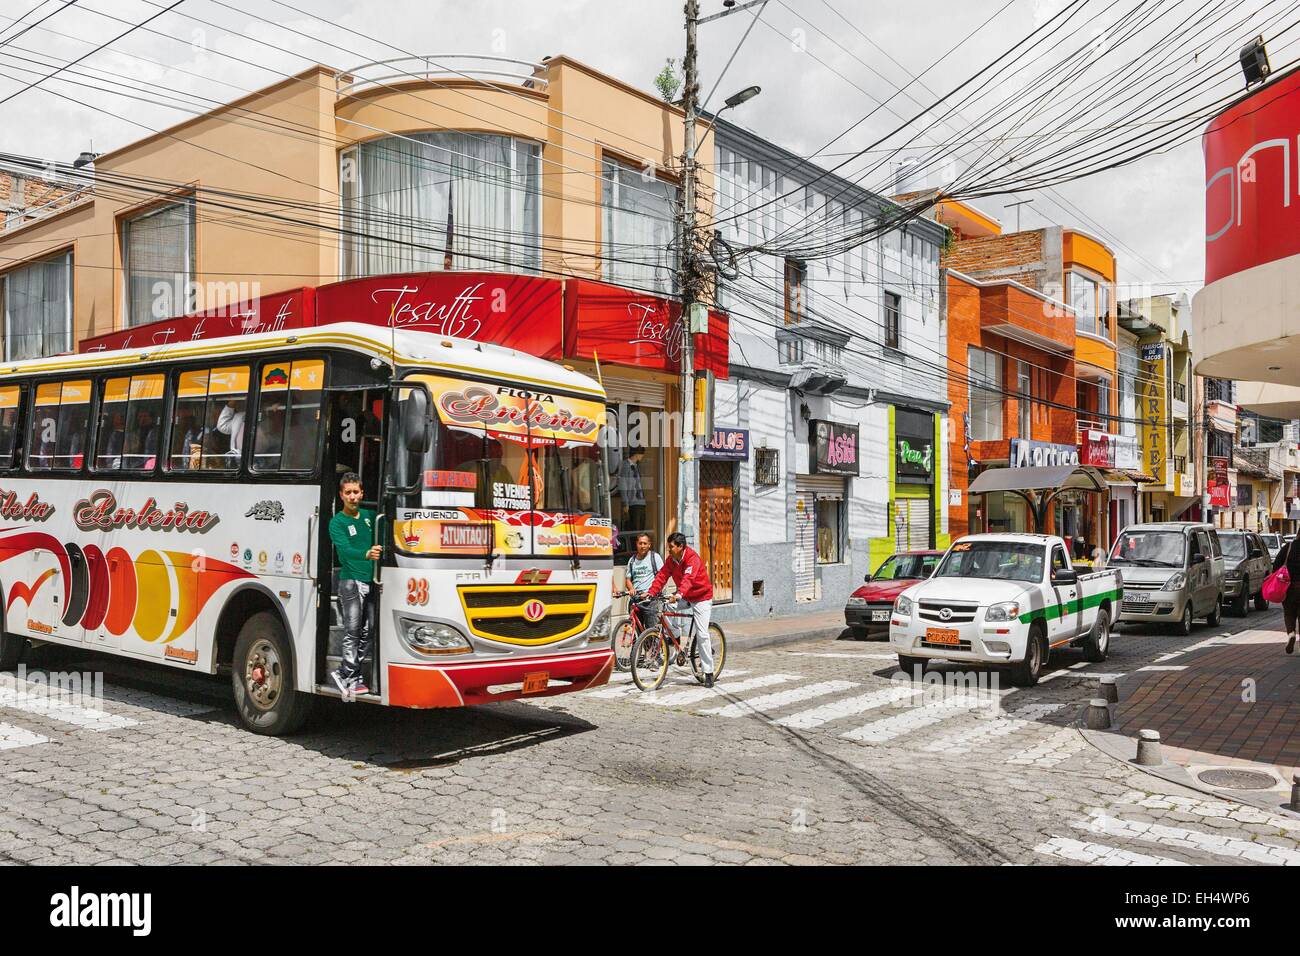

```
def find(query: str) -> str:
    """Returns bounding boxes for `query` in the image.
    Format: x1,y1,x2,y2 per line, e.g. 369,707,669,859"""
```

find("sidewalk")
1085,623,1300,814
723,609,851,651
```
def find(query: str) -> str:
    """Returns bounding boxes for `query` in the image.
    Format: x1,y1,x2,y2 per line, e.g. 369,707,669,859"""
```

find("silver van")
1109,522,1225,634
1218,530,1273,616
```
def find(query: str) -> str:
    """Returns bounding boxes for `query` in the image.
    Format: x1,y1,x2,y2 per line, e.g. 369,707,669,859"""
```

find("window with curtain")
3,251,72,360
1119,346,1139,438
341,133,540,278
122,201,195,328
968,346,1002,441
601,156,679,296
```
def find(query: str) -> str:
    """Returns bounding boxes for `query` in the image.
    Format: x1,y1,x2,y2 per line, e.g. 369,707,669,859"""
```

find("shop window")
251,360,324,473
94,374,164,472
815,496,843,564
0,385,21,469
755,446,780,486
27,379,92,471
167,366,250,471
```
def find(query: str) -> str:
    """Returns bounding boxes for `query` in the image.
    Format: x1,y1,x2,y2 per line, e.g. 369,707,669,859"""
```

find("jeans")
337,578,374,683
683,598,714,674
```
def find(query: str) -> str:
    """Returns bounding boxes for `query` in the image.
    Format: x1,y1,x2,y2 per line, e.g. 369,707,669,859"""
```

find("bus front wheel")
232,611,312,736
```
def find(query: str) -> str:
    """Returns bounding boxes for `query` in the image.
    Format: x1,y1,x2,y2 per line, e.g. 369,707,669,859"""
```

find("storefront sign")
80,287,313,353
1209,456,1231,507
698,427,749,460
564,279,729,379
895,409,934,482
1080,430,1140,470
1178,472,1196,497
811,420,859,476
1010,439,1079,469
1141,347,1168,487
1203,66,1300,284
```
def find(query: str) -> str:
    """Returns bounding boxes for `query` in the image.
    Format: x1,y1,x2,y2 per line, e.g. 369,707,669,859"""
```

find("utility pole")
678,0,701,543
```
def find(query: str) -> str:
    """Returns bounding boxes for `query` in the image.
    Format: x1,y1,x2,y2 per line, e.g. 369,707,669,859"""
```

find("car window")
1052,546,1070,574
1208,531,1222,558
1195,531,1212,560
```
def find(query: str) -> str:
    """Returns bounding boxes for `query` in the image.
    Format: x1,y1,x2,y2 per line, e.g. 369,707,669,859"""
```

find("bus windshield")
390,373,612,559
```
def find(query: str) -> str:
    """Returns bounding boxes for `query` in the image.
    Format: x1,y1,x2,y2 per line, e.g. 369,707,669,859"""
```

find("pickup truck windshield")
935,541,1044,583
1218,535,1248,560
1109,530,1185,568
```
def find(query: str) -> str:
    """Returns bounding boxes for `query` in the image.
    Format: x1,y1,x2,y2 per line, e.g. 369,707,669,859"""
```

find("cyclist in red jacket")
646,531,716,686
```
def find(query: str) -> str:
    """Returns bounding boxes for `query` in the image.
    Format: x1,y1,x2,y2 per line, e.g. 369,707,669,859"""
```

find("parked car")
1108,522,1224,634
889,534,1121,686
845,550,942,639
1218,530,1272,616
1260,532,1283,562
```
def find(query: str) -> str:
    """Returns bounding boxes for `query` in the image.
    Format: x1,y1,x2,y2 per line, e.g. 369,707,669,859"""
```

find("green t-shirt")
330,507,377,581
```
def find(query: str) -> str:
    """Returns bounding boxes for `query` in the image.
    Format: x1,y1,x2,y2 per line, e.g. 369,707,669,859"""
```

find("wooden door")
699,462,735,603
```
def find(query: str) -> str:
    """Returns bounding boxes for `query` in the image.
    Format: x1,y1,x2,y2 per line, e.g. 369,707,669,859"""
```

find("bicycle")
612,591,650,673
629,596,727,691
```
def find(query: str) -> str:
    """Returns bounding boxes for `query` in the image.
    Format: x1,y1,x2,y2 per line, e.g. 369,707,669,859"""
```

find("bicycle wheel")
613,619,638,672
690,623,727,684
630,628,669,691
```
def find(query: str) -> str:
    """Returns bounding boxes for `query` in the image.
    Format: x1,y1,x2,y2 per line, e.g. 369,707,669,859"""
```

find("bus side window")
0,384,22,469
96,374,164,472
167,366,249,472
252,359,324,473
27,379,91,472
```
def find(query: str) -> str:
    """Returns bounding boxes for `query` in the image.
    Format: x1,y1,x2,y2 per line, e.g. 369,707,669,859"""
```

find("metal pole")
678,0,700,542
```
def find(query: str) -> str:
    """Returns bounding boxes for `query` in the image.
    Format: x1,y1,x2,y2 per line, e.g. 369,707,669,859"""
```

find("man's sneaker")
330,670,351,699
704,673,715,689
352,681,371,696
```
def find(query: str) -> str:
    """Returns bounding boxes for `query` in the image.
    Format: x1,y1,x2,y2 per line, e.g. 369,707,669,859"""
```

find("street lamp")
694,86,761,158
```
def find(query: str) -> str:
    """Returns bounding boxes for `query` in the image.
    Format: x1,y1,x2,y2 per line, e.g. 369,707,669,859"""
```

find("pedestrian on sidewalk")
1270,537,1300,654
646,532,716,686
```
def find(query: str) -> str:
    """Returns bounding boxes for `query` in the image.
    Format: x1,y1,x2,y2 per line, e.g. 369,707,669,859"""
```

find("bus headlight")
589,608,611,642
398,618,471,656
984,601,1021,623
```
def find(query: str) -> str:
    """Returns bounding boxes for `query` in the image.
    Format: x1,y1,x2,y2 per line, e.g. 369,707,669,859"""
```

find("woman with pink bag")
1266,539,1300,653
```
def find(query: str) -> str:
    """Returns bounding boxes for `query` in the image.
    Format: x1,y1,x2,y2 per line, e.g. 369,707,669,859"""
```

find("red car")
844,550,944,639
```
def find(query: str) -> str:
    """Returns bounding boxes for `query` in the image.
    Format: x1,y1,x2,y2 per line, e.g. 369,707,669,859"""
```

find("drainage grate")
1196,768,1278,790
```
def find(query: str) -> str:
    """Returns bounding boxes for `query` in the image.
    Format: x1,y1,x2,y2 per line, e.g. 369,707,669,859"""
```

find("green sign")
897,439,933,474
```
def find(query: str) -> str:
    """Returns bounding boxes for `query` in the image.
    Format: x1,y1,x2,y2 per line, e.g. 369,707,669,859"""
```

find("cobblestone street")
3,608,1299,866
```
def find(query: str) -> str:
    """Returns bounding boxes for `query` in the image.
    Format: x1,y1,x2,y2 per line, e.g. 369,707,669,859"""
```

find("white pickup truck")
889,533,1123,686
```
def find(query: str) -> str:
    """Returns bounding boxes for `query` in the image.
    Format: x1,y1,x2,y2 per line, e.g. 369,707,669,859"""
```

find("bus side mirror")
401,389,430,453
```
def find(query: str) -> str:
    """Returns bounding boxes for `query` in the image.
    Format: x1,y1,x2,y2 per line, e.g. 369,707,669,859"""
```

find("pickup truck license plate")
522,672,549,694
871,610,891,622
925,628,961,645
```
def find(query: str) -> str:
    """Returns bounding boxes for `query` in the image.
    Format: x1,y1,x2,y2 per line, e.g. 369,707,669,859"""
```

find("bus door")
317,387,387,683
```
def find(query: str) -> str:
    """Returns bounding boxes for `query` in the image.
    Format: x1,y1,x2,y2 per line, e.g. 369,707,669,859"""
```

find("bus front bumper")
387,648,614,708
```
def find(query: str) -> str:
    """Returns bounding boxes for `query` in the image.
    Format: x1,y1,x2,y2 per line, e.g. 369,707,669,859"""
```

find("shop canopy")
968,465,1108,532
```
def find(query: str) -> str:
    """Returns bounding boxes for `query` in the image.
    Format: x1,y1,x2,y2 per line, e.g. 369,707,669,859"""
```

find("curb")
726,625,854,652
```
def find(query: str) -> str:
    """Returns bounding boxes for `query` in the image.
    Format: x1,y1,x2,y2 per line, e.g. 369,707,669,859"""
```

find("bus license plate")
522,672,549,694
925,628,961,645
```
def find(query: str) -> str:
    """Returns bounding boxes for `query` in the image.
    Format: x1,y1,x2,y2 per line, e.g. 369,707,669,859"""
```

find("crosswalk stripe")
699,680,859,718
639,673,794,707
924,702,1065,754
0,721,49,750
840,692,995,743
587,670,752,700
1006,727,1087,766
773,685,920,729
1033,837,1191,866
784,652,896,660
0,684,136,732
1075,812,1300,866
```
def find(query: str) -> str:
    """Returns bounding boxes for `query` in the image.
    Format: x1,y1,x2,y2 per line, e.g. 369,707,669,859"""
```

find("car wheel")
1231,590,1248,617
1175,603,1194,636
1255,591,1269,612
851,626,870,641
1009,627,1045,687
1206,600,1221,627
897,654,926,678
1082,608,1111,663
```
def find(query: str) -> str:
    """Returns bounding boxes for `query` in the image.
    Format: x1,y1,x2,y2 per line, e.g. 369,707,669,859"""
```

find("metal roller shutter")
896,496,932,551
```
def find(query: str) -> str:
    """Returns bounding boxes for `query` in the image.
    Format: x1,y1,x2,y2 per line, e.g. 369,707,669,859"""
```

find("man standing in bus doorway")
645,532,716,687
329,472,381,700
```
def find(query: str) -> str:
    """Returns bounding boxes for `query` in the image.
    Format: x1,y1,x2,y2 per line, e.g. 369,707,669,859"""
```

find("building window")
755,446,780,486
1017,360,1032,438
784,258,809,325
1208,430,1232,459
341,133,541,279
968,346,1002,441
1206,378,1234,403
884,290,901,350
778,335,804,365
1097,375,1111,428
1068,271,1111,338
600,155,678,295
815,497,843,564
2,250,72,360
122,201,195,328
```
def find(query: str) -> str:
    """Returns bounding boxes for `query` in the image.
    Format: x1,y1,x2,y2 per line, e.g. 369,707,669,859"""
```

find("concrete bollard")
1086,698,1111,730
1291,773,1300,813
1099,675,1119,703
1135,729,1164,766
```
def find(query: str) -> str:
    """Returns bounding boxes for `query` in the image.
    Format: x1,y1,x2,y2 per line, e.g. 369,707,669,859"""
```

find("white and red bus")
0,322,615,733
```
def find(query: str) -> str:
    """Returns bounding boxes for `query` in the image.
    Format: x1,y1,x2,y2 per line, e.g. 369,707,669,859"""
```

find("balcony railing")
337,56,549,97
